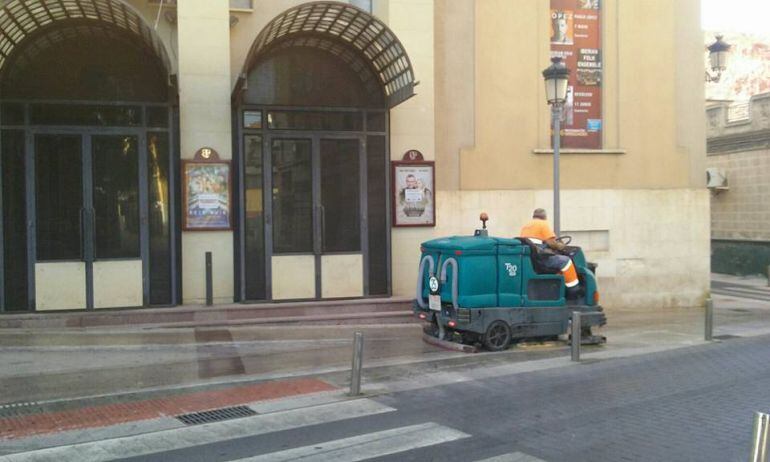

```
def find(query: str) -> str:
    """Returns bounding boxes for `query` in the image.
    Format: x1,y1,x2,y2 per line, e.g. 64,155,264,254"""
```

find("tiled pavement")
367,333,770,461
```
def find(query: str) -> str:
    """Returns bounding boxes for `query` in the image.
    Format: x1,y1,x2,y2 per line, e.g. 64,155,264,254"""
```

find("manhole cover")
713,334,742,340
176,405,257,425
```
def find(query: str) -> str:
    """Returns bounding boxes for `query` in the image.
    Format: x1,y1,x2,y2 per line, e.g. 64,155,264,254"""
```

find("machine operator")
519,208,580,296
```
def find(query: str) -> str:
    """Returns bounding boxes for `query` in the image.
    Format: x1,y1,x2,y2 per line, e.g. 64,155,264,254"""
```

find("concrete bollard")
750,412,769,462
571,311,581,362
205,252,213,306
705,298,713,341
350,332,364,396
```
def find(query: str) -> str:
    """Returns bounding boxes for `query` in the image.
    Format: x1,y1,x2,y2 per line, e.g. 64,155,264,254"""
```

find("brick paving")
0,378,335,440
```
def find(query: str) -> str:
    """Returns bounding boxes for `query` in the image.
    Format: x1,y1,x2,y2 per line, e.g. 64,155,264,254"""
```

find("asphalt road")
10,333,761,462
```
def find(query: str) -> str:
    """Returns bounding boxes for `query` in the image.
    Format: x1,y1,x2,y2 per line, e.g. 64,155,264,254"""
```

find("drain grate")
176,405,257,425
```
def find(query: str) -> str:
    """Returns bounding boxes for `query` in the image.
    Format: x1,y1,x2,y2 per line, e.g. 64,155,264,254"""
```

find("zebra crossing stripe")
713,287,770,300
475,451,548,462
0,399,395,462
230,422,470,462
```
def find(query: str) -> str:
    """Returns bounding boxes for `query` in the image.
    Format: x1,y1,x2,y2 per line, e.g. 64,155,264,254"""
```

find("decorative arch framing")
0,0,173,79
234,1,416,108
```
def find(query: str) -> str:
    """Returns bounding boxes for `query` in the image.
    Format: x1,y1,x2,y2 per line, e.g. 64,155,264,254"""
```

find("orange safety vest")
520,219,578,288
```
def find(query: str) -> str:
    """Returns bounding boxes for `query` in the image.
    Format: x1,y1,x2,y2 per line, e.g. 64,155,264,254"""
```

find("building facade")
0,0,709,313
707,94,770,276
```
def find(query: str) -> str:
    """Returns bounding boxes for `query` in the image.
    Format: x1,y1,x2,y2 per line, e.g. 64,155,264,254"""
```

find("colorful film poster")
550,0,602,149
183,162,231,230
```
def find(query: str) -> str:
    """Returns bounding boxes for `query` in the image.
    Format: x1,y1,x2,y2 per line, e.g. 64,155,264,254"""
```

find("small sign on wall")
392,150,435,227
182,147,232,231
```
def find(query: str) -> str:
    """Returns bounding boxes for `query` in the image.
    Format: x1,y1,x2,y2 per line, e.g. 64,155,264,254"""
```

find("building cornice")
707,128,770,154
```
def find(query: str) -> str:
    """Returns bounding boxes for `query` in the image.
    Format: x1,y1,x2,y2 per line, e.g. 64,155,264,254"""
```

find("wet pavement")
0,273,768,406
0,324,447,403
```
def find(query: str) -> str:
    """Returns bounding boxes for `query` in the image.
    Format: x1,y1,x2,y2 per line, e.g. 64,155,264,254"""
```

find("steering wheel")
555,235,572,245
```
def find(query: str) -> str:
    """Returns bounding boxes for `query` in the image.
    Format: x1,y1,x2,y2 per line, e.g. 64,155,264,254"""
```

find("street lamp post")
542,56,571,236
706,35,731,83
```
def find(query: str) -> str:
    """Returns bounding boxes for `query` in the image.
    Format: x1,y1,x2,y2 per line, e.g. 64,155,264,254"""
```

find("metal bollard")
750,412,769,462
571,311,581,362
349,332,364,396
705,298,713,341
205,252,213,306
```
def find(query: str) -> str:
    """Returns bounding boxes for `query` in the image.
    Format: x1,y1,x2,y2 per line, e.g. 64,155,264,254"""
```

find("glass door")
269,138,315,300
34,134,86,309
90,135,142,309
319,137,364,298
265,135,364,300
33,133,143,310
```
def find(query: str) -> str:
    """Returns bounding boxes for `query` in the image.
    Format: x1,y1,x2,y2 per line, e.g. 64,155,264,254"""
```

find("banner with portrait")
550,0,602,149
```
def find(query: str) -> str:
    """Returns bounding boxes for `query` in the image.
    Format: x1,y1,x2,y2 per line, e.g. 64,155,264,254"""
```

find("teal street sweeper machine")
414,214,606,351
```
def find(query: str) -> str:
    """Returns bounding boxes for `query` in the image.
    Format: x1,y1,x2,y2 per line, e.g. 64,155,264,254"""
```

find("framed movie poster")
182,148,232,231
392,160,435,227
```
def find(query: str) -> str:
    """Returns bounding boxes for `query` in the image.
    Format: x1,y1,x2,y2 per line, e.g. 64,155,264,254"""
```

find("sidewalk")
1,275,769,449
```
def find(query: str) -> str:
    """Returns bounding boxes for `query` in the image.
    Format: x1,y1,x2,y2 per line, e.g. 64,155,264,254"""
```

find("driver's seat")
517,237,561,275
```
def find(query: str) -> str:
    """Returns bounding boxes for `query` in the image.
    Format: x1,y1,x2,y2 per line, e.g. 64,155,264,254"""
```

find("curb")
421,333,479,353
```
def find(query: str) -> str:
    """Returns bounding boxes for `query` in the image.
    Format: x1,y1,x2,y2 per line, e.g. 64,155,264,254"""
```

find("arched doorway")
233,1,416,301
0,0,178,311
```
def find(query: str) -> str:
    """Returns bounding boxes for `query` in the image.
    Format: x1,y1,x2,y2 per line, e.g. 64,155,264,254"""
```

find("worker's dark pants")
539,251,571,273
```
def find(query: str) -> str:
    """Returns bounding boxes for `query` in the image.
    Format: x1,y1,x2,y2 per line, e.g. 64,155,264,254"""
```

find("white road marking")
475,451,548,462
0,399,394,462
249,390,346,414
231,422,470,462
713,286,770,299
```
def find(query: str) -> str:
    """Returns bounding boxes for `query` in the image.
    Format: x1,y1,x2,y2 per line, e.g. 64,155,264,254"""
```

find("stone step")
0,297,415,329
138,311,417,329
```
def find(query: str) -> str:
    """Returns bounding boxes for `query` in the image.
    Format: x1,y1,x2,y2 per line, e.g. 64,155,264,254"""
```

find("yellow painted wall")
178,0,234,304
381,0,438,292
452,0,705,191
434,0,474,192
388,0,710,309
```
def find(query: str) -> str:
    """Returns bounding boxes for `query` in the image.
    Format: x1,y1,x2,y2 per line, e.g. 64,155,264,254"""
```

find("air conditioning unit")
706,167,729,192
